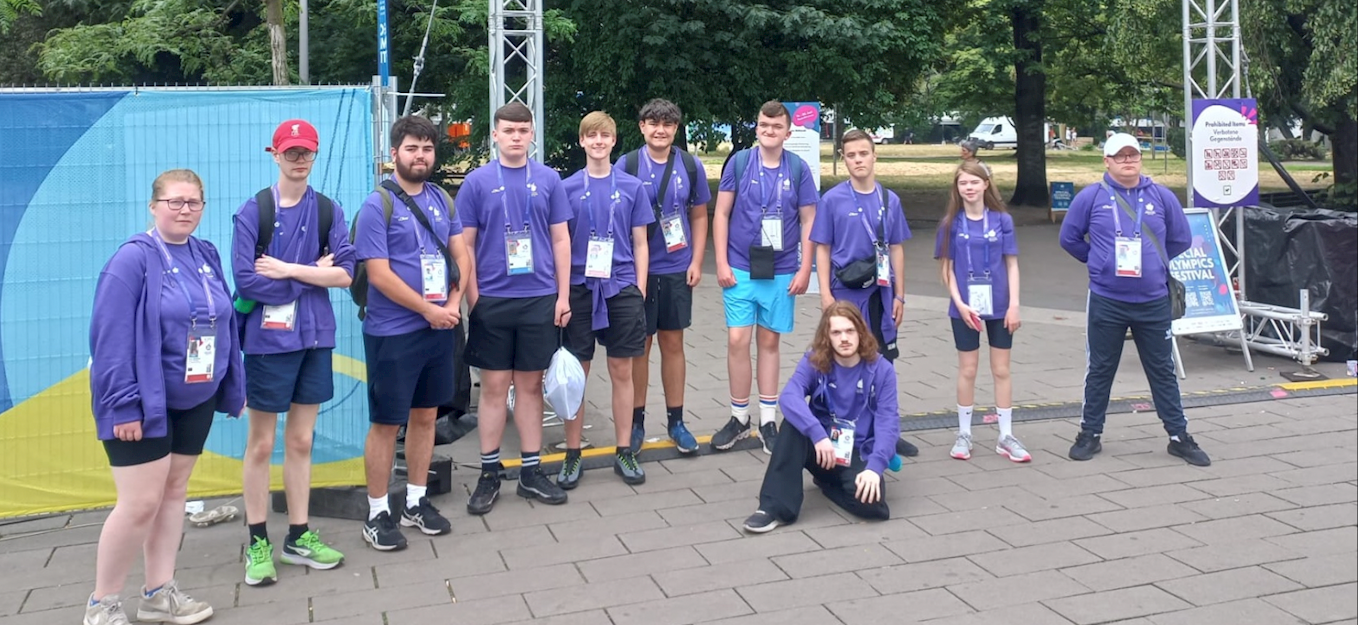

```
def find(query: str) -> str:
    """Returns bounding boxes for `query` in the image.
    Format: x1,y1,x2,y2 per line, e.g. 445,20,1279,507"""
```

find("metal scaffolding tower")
489,0,545,161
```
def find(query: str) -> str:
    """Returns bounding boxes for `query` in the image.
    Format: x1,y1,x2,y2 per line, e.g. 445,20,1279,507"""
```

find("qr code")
1185,291,1201,309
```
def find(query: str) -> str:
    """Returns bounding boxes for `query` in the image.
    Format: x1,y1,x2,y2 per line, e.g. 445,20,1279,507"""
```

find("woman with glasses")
85,169,245,625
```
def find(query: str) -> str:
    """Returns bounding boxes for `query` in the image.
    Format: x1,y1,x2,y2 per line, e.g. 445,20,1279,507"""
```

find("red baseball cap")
267,119,319,153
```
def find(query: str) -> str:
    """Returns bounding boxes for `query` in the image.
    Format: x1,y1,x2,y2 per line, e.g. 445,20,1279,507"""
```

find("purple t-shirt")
563,169,654,286
933,210,1019,319
719,150,819,274
157,239,236,409
353,183,464,337
457,159,572,298
616,149,712,275
810,181,912,290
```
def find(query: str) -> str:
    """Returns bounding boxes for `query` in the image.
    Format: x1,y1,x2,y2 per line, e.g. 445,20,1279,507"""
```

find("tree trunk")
1009,1,1048,207
266,0,289,85
1330,112,1356,208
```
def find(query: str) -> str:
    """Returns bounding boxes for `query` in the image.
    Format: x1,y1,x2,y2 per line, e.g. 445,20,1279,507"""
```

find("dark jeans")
1080,292,1189,437
757,425,890,524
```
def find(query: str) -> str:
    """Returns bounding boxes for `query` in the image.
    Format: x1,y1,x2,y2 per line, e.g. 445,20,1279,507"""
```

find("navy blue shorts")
364,328,456,425
950,317,1014,352
244,348,335,413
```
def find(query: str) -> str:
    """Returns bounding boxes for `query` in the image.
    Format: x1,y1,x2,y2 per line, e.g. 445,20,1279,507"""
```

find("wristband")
894,295,906,304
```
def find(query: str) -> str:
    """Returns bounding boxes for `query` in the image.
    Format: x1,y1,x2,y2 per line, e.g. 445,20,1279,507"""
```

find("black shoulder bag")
834,186,888,289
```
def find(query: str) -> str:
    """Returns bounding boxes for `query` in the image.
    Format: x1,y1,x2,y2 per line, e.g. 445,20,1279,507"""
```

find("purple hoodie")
1060,173,1190,303
779,353,900,475
90,234,246,441
232,187,357,354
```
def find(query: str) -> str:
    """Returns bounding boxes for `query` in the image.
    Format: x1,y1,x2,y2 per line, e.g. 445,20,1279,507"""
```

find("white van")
966,117,1052,149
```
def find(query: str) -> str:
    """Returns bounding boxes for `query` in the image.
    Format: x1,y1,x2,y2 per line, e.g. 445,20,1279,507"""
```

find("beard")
396,158,432,183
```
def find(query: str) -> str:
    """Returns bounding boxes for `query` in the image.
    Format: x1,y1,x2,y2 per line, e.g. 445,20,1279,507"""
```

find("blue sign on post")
1050,181,1074,222
377,0,390,87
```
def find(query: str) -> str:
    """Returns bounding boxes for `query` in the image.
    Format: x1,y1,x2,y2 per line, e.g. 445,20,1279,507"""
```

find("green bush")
1166,126,1186,159
1269,138,1328,161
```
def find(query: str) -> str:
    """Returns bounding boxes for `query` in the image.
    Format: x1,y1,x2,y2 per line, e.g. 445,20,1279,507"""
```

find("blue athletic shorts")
244,348,334,413
723,268,795,334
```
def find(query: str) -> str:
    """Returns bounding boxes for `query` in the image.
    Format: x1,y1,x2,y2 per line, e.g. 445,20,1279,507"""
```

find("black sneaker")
557,452,583,490
518,465,568,504
896,437,920,457
742,510,780,533
362,511,407,551
1167,434,1212,466
613,450,646,485
401,497,452,535
1069,430,1102,461
758,421,779,455
628,419,645,456
466,470,501,516
711,417,750,452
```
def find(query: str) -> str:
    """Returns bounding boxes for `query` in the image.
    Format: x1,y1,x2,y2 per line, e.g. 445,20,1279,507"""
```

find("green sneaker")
244,537,277,586
281,530,345,570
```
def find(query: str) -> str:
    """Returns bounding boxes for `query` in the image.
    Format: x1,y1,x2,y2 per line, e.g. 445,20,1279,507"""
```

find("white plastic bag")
544,347,585,419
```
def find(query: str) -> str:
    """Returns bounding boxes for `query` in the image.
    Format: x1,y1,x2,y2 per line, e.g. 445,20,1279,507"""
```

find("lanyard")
823,363,868,420
151,230,217,328
1109,187,1144,237
496,160,533,231
269,184,308,263
409,191,432,254
957,209,991,277
585,170,618,237
642,149,680,214
750,151,788,215
854,184,886,247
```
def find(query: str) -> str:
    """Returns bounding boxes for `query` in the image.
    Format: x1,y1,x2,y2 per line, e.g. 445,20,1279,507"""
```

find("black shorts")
244,348,334,413
951,316,1014,352
364,328,456,425
643,272,693,335
564,284,646,361
102,399,215,467
464,294,558,372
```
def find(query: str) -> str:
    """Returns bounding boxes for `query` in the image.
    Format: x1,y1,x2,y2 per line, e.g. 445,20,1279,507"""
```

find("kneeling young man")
743,302,898,533
559,111,654,488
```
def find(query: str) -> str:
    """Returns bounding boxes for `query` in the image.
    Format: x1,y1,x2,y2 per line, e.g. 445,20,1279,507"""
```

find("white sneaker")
84,594,131,625
950,433,973,460
996,434,1032,463
136,580,213,624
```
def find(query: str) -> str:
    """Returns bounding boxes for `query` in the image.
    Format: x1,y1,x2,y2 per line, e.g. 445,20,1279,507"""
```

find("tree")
1008,0,1047,206
265,0,289,85
0,0,39,34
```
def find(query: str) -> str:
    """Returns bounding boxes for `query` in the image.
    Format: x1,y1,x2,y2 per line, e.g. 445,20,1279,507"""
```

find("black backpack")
348,180,459,320
253,187,335,258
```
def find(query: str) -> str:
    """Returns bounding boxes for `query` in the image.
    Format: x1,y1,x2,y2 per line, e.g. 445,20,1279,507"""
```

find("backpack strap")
621,149,642,177
679,150,700,203
315,193,334,256
731,148,753,198
733,148,803,207
253,188,274,259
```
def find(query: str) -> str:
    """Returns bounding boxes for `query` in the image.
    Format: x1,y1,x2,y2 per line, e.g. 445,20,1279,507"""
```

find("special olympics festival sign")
1170,209,1243,337
1190,98,1259,208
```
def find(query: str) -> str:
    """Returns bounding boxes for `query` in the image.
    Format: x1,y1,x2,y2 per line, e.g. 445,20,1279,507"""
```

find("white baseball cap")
1103,132,1141,157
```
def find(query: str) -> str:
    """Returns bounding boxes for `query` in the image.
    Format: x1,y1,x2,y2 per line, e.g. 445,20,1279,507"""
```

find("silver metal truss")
1180,0,1327,372
489,0,545,161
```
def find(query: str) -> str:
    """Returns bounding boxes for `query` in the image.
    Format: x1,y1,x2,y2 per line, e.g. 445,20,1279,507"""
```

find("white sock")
958,405,974,436
406,484,427,509
758,396,778,426
731,398,750,426
367,495,388,521
998,407,1013,438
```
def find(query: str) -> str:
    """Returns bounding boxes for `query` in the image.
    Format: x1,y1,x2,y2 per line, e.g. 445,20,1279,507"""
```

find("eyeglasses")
156,198,206,211
1110,153,1142,163
282,150,318,162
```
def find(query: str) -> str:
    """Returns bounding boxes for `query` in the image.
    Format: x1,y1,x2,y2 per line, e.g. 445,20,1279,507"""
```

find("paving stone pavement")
2,223,1354,624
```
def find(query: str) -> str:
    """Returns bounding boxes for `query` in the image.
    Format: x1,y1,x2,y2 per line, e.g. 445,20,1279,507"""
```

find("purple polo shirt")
810,181,912,290
616,148,712,275
456,159,572,298
563,169,654,286
352,182,463,336
933,210,1019,319
718,149,819,274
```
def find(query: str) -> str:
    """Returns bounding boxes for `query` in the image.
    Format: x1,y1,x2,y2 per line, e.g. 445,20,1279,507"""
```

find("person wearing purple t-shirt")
711,101,819,456
1059,133,1210,466
352,116,473,550
932,161,1030,464
616,99,712,457
461,102,573,517
742,303,897,534
86,169,244,625
557,111,654,488
233,119,354,586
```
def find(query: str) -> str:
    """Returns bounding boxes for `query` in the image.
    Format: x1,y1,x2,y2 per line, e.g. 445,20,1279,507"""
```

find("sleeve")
718,155,738,192
866,360,900,475
778,356,829,444
546,175,572,225
1160,187,1191,259
888,191,911,243
808,191,833,245
932,222,948,260
796,158,819,207
352,194,390,261
328,202,357,278
1059,186,1095,263
631,182,655,227
232,202,306,305
690,157,713,205
89,251,146,433
456,177,484,230
1001,212,1019,256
